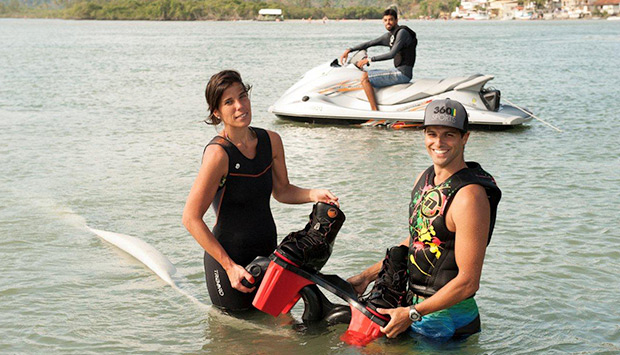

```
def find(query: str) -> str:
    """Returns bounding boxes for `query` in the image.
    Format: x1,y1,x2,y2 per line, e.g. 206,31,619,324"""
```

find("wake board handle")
241,256,270,288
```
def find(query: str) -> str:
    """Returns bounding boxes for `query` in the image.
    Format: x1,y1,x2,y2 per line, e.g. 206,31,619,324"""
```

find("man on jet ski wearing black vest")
340,8,417,111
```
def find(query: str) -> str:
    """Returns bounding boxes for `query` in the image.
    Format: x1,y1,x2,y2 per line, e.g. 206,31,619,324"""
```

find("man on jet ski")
339,8,417,111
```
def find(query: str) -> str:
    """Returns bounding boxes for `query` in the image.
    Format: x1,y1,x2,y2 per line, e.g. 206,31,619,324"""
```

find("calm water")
1,18,619,354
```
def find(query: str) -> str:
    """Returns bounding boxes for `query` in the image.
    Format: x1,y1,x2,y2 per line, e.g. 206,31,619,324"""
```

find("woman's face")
214,82,252,128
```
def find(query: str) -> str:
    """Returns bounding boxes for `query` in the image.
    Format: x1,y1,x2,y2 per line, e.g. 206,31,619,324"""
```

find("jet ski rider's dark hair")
205,70,252,125
383,8,397,19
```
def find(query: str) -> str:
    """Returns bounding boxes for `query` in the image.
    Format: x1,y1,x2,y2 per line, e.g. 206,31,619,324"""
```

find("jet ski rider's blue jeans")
367,68,411,88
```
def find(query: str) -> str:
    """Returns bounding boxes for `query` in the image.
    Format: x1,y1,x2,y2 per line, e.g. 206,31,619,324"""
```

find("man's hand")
377,307,413,338
340,49,351,65
355,57,369,69
347,273,371,296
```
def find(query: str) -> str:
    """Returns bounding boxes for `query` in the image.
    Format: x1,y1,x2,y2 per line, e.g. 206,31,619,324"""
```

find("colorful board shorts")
409,297,481,339
367,68,411,88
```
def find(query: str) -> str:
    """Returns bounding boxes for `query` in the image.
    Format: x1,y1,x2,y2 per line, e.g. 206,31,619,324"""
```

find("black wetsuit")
348,25,417,78
203,127,277,311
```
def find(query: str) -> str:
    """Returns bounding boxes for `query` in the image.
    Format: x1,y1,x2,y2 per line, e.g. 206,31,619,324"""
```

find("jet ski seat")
356,74,486,105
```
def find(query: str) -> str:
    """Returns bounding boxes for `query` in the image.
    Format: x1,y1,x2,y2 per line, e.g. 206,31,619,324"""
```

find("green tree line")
0,0,388,20
1,0,466,20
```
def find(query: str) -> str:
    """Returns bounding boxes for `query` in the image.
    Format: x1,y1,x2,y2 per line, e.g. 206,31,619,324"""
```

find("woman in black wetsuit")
182,70,339,311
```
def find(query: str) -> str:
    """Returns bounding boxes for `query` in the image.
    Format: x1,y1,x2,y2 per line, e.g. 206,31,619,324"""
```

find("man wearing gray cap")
348,98,502,341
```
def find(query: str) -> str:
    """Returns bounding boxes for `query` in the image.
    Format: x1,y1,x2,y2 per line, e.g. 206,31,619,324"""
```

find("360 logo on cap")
431,105,458,124
422,98,469,132
434,106,457,117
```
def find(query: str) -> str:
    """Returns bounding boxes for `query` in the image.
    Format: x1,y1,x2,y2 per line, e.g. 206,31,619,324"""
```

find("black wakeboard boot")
276,202,345,272
363,245,409,309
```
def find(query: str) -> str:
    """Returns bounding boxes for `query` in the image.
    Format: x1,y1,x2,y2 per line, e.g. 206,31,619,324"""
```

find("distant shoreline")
3,0,618,22
2,15,618,22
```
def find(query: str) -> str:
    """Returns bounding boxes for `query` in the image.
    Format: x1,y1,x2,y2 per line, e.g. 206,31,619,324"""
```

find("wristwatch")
408,305,422,322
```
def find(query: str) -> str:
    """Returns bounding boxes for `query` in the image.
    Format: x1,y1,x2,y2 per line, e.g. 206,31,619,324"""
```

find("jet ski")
269,51,533,128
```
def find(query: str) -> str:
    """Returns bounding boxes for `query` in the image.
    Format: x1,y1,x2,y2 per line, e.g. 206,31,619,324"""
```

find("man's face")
424,126,469,169
383,15,397,31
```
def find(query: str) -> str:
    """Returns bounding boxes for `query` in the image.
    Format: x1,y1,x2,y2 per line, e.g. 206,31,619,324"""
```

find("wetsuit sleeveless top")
391,25,417,70
348,25,417,78
407,162,501,298
202,127,277,311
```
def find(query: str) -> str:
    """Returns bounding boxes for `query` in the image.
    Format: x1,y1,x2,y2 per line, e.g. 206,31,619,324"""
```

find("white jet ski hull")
269,60,532,128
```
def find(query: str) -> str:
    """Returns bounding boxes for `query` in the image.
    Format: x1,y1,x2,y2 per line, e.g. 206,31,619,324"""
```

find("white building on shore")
593,0,620,14
256,9,284,21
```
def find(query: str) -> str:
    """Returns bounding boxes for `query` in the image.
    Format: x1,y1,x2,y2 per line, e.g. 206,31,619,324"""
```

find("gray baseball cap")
422,98,468,132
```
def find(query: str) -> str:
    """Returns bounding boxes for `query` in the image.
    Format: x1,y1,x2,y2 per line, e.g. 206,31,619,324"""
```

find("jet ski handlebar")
331,50,368,69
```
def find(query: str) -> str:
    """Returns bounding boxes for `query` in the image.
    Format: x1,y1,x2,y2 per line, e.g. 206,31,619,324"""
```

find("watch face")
409,306,422,321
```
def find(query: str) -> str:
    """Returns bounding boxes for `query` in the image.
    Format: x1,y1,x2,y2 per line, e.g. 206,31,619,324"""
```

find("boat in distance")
269,51,533,129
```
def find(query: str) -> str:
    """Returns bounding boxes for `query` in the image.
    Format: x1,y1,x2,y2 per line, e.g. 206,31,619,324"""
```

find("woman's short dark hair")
204,70,251,125
383,8,398,19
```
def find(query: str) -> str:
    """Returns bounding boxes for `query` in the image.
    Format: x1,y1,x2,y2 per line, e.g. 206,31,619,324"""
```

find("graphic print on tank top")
408,163,501,296
409,180,453,278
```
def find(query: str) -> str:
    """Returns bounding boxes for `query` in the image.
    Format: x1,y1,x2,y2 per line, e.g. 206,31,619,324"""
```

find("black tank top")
392,25,417,69
206,127,277,266
407,162,501,297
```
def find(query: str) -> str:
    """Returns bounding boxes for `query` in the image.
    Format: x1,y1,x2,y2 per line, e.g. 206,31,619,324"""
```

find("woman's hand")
226,263,256,293
347,273,371,296
310,189,339,207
